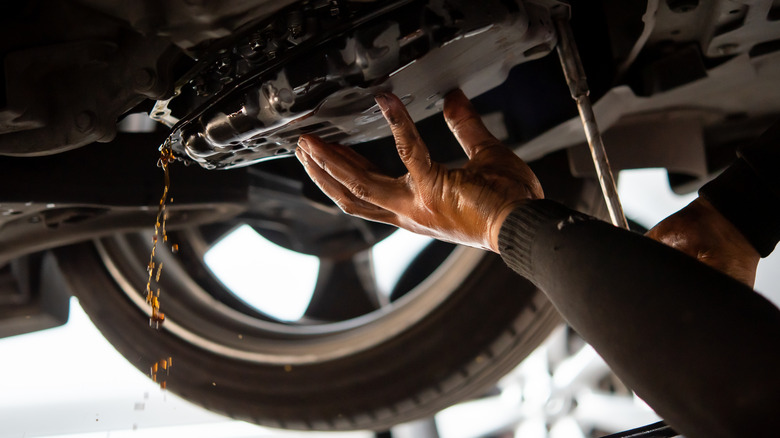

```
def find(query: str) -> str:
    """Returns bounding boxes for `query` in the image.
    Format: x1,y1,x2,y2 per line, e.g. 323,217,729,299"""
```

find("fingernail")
297,136,310,152
295,147,308,166
374,93,389,112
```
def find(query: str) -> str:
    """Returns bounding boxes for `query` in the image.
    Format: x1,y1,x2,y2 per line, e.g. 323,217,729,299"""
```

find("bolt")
132,68,156,92
278,88,294,104
215,56,232,75
249,35,264,51
190,76,208,96
288,10,304,38
667,0,699,13
265,42,280,59
75,111,96,133
717,43,739,55
267,86,294,112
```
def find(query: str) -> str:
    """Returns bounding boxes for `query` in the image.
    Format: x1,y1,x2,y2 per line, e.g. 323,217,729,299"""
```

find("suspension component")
553,10,629,229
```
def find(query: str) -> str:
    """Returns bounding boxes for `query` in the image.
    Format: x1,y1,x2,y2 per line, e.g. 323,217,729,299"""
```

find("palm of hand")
295,90,542,252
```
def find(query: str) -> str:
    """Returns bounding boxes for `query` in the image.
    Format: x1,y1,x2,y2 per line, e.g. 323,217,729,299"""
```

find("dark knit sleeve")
495,199,780,438
498,199,591,279
699,121,780,257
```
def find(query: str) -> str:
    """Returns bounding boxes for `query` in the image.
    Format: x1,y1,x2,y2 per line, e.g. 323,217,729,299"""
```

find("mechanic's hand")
646,197,760,287
295,89,543,253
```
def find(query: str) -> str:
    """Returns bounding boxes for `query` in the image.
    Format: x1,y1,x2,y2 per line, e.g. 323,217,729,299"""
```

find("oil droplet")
172,244,179,253
155,262,164,282
149,357,173,389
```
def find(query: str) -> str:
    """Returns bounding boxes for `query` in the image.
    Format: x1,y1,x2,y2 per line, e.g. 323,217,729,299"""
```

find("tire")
56,237,560,431
54,150,600,431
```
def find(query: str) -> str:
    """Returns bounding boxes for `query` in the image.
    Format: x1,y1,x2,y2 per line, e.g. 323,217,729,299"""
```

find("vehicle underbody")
1,0,779,433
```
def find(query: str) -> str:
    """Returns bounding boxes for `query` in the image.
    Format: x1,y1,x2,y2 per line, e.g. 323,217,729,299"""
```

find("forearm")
499,200,780,438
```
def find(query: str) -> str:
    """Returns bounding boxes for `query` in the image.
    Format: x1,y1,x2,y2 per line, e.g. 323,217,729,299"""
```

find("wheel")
435,326,662,438
56,236,558,431
54,143,595,431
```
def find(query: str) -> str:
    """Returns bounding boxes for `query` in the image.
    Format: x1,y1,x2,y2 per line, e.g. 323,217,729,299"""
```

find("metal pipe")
554,16,629,230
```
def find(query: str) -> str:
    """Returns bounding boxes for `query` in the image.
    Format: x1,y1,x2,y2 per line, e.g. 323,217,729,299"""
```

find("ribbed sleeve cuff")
498,199,583,279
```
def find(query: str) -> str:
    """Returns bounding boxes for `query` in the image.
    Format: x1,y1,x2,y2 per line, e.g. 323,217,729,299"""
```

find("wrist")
490,201,530,253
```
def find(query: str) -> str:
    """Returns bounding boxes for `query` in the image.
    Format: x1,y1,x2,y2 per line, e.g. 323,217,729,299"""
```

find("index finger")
443,89,502,159
375,92,432,180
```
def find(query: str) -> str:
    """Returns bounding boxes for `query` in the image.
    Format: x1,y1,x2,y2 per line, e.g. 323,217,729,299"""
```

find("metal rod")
554,16,630,230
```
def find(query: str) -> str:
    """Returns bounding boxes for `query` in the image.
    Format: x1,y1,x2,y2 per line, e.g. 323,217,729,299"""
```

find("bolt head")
133,68,156,91
717,43,739,55
249,39,263,51
75,111,96,133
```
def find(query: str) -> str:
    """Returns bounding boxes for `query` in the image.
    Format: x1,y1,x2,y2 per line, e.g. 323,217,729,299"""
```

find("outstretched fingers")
297,135,406,215
375,93,433,180
296,147,398,224
443,89,502,159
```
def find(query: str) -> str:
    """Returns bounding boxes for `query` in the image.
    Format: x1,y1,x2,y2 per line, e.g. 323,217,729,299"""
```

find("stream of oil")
146,139,178,388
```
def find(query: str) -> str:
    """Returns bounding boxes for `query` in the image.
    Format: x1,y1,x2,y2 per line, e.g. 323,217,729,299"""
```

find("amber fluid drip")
145,141,177,390
145,142,176,329
150,356,173,389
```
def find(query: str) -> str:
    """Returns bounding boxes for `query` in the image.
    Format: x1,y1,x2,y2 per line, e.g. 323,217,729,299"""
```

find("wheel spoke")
304,251,382,321
549,416,586,438
544,326,571,371
514,418,548,438
572,391,660,433
436,395,529,438
550,344,610,397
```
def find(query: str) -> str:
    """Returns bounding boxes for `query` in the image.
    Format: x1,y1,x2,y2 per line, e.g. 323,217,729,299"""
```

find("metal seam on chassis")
157,0,561,169
94,237,486,365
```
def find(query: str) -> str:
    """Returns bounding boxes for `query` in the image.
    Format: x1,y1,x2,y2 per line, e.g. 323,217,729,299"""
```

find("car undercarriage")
1,0,779,433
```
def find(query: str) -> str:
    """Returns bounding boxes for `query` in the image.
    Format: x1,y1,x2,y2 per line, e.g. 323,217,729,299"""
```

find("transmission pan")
157,0,560,169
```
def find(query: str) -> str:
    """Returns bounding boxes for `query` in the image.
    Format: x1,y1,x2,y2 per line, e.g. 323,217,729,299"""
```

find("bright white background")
0,168,777,438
